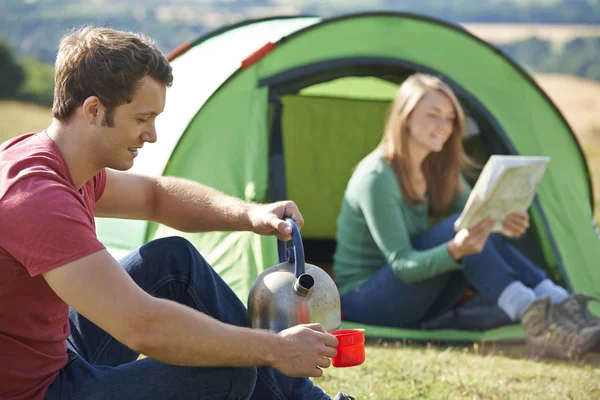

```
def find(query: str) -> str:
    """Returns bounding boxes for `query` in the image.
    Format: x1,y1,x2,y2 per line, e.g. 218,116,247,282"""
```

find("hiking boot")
552,293,600,329
332,392,355,400
522,296,600,360
552,293,600,352
522,297,552,339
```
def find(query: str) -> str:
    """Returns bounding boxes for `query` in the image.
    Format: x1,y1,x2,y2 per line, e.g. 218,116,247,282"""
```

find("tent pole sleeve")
268,98,288,262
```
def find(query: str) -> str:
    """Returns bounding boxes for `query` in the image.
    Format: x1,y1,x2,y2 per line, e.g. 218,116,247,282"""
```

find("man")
0,26,353,400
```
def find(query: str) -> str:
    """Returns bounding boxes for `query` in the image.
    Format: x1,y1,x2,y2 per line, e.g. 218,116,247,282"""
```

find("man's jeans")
46,237,329,400
341,213,547,329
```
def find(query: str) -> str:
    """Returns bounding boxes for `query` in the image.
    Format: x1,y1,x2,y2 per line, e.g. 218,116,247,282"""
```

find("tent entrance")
265,60,564,287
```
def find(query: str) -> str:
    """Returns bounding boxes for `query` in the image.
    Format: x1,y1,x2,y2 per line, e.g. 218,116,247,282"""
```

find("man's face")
98,76,166,171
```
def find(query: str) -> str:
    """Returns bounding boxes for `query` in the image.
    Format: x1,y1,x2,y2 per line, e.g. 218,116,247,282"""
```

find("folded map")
455,155,550,232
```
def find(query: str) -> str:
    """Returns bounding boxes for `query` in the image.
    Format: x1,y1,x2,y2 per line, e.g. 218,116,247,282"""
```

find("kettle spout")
293,274,315,298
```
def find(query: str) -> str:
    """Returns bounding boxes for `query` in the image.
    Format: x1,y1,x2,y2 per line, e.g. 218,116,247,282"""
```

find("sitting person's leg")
61,236,329,400
460,231,564,321
487,235,568,303
341,211,473,328
46,352,257,400
444,214,600,358
415,212,560,322
411,214,513,330
340,265,465,328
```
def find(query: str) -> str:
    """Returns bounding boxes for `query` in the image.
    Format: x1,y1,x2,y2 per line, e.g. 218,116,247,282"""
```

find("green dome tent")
96,12,600,342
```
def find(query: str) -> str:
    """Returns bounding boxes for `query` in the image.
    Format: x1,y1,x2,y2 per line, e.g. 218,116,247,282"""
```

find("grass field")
534,73,600,223
314,342,600,399
0,101,52,141
2,73,600,399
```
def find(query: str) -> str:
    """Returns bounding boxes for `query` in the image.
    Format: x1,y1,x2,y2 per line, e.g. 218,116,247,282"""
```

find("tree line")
0,40,54,106
498,37,600,82
1,35,599,108
3,0,600,66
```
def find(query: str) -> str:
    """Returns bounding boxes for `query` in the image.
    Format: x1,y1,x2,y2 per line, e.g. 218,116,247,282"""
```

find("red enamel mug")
331,329,365,368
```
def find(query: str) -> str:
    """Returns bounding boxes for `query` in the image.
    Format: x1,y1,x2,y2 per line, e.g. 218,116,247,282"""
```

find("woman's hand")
447,217,495,260
502,211,529,238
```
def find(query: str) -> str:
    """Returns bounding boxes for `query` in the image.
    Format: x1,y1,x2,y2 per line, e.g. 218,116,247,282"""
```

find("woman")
332,73,600,359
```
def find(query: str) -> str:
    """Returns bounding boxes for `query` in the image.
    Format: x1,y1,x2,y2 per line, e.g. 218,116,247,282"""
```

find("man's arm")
95,169,302,237
42,250,336,376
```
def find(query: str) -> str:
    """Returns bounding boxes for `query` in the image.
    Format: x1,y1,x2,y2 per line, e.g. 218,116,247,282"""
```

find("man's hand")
502,211,530,238
271,323,338,378
247,201,305,241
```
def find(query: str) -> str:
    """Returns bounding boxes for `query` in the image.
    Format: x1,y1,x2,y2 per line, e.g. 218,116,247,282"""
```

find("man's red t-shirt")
0,132,107,399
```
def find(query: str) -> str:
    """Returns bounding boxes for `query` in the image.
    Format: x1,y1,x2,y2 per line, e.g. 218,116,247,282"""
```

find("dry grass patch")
0,100,52,144
463,23,600,44
534,74,600,139
534,74,600,221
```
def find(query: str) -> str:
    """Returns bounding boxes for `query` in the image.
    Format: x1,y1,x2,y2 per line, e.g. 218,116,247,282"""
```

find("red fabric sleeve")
0,176,105,277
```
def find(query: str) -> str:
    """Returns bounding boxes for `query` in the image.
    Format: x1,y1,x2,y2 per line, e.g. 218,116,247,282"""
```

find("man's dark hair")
52,26,173,126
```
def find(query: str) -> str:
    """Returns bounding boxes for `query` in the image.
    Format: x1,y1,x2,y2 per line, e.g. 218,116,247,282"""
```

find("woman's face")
405,89,456,155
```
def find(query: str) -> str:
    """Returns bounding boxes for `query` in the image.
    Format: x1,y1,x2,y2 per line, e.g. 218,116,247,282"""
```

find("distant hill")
2,0,600,63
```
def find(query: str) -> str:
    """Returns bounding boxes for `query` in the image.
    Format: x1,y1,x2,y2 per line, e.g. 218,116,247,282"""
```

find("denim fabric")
46,237,329,400
340,213,547,329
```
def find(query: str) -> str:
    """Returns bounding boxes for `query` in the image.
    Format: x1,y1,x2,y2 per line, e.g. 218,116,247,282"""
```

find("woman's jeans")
46,237,329,400
341,213,547,329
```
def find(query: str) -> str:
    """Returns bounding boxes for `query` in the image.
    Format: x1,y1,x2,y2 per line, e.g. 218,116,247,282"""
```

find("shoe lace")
573,294,600,325
544,323,580,358
552,294,599,328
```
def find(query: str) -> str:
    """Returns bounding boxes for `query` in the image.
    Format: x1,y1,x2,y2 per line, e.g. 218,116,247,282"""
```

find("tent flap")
281,94,388,238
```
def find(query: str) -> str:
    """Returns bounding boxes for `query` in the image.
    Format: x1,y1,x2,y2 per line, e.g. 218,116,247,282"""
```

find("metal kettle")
248,218,342,333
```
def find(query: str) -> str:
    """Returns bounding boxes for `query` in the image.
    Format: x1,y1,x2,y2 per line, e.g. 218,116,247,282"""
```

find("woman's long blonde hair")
381,73,473,216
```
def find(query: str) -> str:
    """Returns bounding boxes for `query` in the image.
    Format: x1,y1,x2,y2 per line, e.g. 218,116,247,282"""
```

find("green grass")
313,342,600,399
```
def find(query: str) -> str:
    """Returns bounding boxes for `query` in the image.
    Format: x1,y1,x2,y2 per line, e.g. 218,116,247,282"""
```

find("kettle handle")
277,217,306,278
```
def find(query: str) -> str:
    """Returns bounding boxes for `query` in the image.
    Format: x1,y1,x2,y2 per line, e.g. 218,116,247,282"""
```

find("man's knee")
140,236,199,262
148,236,196,254
136,236,210,278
